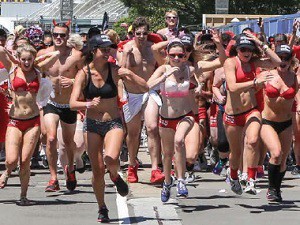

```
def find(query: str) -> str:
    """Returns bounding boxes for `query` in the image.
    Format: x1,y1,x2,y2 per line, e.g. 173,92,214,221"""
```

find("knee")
104,155,118,165
146,123,159,136
47,135,57,146
174,138,185,151
245,135,259,150
5,159,18,170
92,164,106,178
271,149,282,163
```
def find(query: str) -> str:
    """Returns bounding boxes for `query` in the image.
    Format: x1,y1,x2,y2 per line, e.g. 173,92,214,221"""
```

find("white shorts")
122,90,162,123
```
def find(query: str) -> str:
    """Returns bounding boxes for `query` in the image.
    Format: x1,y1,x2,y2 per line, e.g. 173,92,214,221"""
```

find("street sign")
60,0,73,21
215,0,229,14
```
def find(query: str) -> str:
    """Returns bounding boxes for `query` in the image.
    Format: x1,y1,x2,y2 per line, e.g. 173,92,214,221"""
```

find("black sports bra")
83,63,118,100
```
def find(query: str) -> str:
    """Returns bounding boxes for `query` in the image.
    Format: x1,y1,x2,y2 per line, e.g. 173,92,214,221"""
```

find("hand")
86,97,101,108
60,76,74,88
164,67,180,78
118,67,132,78
216,95,226,105
211,29,221,45
245,33,263,46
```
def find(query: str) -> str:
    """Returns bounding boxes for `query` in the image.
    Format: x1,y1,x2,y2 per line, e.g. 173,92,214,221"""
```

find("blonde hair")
165,10,178,18
16,44,37,58
104,29,120,45
67,33,83,51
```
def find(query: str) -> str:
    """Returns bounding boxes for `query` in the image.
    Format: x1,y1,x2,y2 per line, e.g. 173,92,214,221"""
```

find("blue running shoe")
176,179,188,198
161,182,172,202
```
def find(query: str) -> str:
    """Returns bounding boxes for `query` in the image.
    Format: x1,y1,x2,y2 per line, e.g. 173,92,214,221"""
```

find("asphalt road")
0,147,300,225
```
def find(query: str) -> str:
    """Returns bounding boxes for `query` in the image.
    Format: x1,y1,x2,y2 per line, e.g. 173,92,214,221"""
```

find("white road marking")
128,197,182,225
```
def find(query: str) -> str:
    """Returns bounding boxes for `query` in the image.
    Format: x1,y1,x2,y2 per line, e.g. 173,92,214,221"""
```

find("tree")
115,0,300,33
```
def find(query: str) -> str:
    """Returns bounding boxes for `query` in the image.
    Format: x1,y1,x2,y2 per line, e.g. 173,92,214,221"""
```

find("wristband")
253,78,257,87
86,102,92,109
262,44,269,52
71,78,75,84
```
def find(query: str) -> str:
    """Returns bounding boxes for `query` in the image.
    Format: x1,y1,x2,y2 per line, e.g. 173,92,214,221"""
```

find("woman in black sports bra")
70,34,148,223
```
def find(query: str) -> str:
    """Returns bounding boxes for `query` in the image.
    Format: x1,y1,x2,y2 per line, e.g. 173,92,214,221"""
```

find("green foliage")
116,0,300,35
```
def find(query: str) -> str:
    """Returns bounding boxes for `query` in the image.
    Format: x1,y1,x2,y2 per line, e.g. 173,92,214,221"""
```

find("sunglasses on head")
168,53,185,59
52,32,67,38
135,31,148,36
239,47,253,53
166,16,177,20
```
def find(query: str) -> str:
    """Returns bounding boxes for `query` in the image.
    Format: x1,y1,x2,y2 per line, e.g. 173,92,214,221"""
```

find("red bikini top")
11,68,39,93
265,78,296,100
235,57,256,83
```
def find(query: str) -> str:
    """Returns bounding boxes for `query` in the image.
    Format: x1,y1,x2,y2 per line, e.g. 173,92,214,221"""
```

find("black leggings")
217,110,229,153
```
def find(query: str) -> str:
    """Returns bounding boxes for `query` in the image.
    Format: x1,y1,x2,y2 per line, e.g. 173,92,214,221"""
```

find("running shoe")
98,206,109,223
176,179,188,198
227,170,243,195
209,148,219,166
212,161,225,175
150,169,165,184
30,157,41,169
45,179,60,192
112,175,129,197
257,165,265,178
198,153,209,171
267,188,282,202
185,171,196,183
127,164,138,183
239,172,248,186
65,165,77,191
41,155,49,169
291,165,300,177
244,178,257,195
161,182,172,202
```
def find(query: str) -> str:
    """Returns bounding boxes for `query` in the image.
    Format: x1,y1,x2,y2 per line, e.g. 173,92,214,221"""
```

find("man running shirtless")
121,17,165,184
37,22,84,192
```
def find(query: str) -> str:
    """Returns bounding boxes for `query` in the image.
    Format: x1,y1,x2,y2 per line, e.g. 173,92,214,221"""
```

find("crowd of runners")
0,9,300,223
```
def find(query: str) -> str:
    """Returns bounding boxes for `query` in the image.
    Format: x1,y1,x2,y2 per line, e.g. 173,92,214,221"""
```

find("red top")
235,57,256,83
12,68,39,93
265,82,296,99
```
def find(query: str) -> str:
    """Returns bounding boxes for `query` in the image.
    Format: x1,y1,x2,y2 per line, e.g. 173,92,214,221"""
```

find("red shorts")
223,108,259,127
209,103,218,127
159,112,195,131
198,107,207,120
8,116,40,132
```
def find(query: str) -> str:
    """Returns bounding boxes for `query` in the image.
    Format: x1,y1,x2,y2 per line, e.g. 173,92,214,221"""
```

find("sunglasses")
135,31,148,36
98,47,111,53
169,53,185,59
44,43,53,47
166,16,177,20
52,32,67,38
239,47,253,53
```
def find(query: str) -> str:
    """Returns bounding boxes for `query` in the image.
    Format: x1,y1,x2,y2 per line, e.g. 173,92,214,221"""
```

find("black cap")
0,29,7,38
180,34,194,46
275,44,292,55
88,26,101,39
88,34,112,50
236,34,255,50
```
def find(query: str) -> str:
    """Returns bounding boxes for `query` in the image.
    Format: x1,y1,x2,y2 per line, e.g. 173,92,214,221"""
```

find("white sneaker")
227,169,243,195
244,178,257,195
239,172,248,186
185,171,195,183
